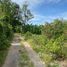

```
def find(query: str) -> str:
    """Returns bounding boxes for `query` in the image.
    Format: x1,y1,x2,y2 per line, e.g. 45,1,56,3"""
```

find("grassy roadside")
0,50,8,67
19,41,34,67
21,31,67,67
27,39,67,67
26,39,60,67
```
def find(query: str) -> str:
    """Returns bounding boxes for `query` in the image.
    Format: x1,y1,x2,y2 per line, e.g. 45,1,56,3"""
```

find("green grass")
27,39,61,67
19,45,34,67
23,33,67,67
0,50,8,67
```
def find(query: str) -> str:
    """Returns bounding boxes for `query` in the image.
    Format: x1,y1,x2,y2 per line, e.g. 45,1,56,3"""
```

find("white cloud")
26,0,63,6
27,0,44,5
12,0,43,5
12,0,62,7
47,0,61,3
29,12,67,25
11,0,67,25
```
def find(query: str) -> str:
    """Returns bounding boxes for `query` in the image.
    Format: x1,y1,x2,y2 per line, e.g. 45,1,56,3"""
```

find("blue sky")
12,0,67,25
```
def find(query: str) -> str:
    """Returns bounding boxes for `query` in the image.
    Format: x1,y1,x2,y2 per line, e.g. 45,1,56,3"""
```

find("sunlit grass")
19,44,34,67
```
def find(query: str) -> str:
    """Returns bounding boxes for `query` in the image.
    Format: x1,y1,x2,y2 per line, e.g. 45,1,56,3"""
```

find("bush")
32,35,48,46
29,34,66,63
40,54,53,64
0,34,10,50
24,31,32,40
5,24,13,40
42,19,64,39
45,35,65,59
0,22,13,50
47,62,59,67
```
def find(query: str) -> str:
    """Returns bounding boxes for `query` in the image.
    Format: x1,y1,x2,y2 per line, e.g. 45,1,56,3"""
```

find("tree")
0,0,12,22
10,3,22,32
42,22,53,39
0,0,22,32
22,2,33,24
42,19,64,39
0,0,22,50
21,2,34,33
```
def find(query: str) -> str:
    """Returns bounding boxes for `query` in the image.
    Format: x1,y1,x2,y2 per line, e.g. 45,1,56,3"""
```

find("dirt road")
3,34,20,67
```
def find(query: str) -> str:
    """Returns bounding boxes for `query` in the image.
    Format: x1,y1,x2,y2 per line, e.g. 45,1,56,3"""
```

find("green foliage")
41,54,53,63
0,0,33,67
42,19,64,39
33,35,48,46
0,22,12,50
45,35,65,59
47,62,59,67
0,35,10,50
26,19,67,65
0,0,67,66
5,24,13,40
24,31,32,40
22,24,41,34
0,50,8,67
0,0,22,33
0,0,23,51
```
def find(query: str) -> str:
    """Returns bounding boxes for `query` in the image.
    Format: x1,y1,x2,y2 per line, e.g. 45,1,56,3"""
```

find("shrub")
5,24,13,40
41,19,64,39
40,54,53,64
47,62,59,67
45,35,65,59
24,31,32,40
0,34,10,50
0,22,13,50
32,35,48,46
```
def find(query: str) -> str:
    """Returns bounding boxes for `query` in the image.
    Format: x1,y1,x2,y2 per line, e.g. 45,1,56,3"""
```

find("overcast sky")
12,0,67,25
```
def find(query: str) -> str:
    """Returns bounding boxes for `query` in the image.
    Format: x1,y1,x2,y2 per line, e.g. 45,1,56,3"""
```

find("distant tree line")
22,24,41,34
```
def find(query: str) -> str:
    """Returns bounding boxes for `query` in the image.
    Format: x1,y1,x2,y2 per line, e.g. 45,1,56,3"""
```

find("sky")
12,0,67,25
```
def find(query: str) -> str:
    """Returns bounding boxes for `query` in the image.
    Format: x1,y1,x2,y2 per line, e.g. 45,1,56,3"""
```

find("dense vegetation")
0,0,67,67
24,19,67,67
22,24,41,34
0,0,20,66
0,0,33,66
